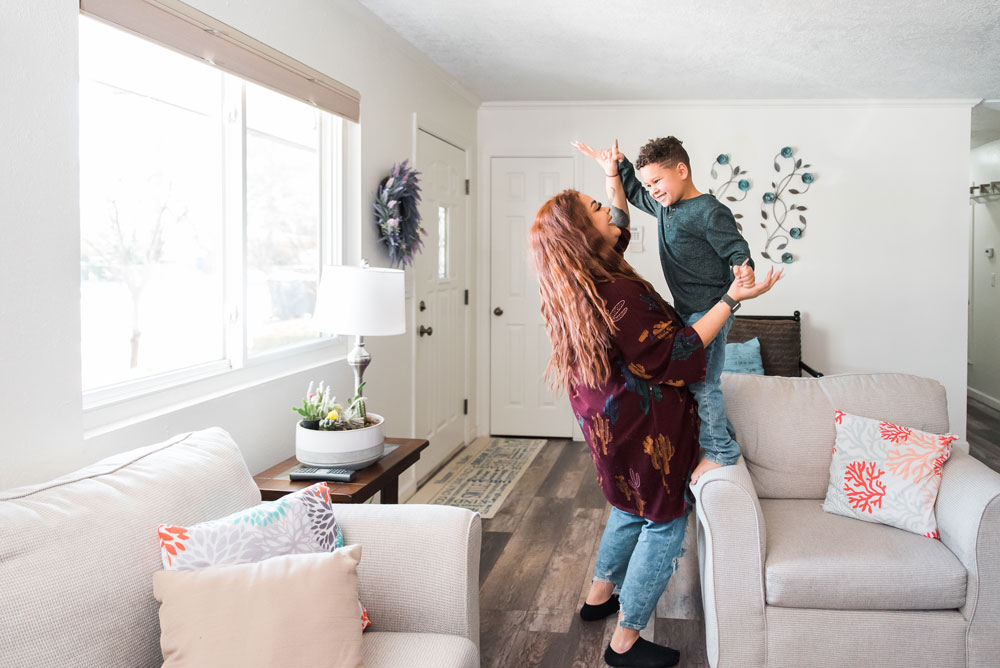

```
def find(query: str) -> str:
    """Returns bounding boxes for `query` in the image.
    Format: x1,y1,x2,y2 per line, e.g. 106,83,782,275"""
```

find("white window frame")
79,23,351,430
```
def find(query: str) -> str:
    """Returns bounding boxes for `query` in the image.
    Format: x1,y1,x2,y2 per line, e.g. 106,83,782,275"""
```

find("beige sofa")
692,373,1000,668
0,427,481,668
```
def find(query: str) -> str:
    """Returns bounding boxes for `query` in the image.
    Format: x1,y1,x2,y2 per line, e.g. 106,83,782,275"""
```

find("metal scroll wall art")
760,147,814,264
708,146,817,264
708,153,751,232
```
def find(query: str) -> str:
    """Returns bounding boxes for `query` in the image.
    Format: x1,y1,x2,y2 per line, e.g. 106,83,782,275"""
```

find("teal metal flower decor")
759,146,815,264
708,153,752,231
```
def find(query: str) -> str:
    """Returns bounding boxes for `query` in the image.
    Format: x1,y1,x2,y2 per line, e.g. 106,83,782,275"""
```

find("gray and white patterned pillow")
157,482,371,629
157,482,343,569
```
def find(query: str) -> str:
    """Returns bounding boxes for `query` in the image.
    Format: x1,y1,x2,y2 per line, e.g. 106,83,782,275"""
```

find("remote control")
289,466,357,482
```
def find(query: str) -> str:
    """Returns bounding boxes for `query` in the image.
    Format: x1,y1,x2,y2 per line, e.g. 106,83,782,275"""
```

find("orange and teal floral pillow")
157,482,371,630
822,411,957,538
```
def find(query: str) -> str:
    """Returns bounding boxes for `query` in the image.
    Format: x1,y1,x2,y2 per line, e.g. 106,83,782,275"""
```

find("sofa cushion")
0,428,261,668
762,499,966,610
721,373,949,499
723,337,764,375
822,411,957,537
158,480,370,630
362,632,479,668
154,549,363,668
159,481,344,569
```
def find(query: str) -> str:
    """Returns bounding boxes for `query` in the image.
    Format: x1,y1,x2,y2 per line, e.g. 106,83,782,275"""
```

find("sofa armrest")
331,503,481,646
936,449,1000,668
691,456,767,668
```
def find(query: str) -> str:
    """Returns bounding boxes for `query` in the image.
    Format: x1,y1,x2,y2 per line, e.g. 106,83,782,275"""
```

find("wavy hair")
636,136,690,171
528,190,665,391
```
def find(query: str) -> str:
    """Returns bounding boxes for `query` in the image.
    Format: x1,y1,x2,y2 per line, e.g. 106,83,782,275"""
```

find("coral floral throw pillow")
822,411,958,538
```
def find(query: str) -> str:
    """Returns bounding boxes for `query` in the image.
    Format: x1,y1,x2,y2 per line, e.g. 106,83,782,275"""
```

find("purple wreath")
374,160,425,267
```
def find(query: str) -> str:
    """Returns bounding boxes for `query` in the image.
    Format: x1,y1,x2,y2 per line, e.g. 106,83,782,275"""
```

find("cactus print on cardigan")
157,482,371,630
569,228,707,523
823,411,958,538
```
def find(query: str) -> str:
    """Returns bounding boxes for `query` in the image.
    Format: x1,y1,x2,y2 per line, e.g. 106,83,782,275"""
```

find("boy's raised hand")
728,263,783,302
572,140,624,177
733,259,756,288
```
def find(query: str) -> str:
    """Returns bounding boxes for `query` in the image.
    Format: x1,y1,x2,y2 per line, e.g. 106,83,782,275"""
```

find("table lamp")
312,263,406,393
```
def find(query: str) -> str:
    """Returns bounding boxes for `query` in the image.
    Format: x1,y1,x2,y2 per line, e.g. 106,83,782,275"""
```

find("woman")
528,157,780,668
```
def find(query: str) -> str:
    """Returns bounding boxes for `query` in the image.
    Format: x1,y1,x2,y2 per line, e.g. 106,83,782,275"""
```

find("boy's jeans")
680,308,741,466
592,506,688,629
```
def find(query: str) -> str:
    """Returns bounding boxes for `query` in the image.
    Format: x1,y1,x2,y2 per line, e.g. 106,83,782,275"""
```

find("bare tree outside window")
82,192,188,369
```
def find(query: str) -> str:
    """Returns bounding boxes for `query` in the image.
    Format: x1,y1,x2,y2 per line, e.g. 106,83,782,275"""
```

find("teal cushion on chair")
724,337,765,375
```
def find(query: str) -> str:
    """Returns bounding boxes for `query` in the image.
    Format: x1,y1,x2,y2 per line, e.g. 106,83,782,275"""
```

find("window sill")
83,337,349,438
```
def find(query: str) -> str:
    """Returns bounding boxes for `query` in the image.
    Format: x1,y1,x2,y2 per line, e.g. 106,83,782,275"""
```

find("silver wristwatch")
720,294,741,313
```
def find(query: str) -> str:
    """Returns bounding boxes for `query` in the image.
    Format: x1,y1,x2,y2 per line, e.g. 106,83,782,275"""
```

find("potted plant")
292,380,385,469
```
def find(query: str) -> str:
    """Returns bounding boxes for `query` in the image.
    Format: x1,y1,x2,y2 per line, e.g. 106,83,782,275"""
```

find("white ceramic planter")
295,414,385,469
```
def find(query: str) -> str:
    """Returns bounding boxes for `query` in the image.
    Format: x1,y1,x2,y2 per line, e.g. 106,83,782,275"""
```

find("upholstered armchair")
692,373,1000,668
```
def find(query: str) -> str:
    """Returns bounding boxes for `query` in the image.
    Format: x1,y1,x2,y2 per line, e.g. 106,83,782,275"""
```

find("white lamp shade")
313,265,405,336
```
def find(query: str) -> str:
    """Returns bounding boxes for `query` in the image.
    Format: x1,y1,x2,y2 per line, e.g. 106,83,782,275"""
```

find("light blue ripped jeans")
592,506,689,630
680,308,741,466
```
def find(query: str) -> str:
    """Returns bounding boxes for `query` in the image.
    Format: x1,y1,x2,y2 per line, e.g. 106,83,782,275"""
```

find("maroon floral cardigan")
568,229,707,523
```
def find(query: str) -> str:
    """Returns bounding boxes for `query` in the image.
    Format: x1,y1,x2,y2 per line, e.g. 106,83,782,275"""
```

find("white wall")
0,0,83,487
969,138,1000,407
0,0,479,490
478,102,972,436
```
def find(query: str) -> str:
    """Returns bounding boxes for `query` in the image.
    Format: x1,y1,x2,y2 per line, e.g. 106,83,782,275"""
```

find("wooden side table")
253,437,429,503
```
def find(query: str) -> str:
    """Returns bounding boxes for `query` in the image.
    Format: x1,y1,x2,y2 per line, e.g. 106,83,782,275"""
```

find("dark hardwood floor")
478,439,706,668
477,400,999,668
968,395,1000,473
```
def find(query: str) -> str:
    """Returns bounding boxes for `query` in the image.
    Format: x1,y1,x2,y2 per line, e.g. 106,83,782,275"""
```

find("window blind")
80,0,360,123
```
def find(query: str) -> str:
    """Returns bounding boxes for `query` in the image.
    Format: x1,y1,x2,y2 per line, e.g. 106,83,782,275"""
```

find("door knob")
493,307,503,316
419,325,433,337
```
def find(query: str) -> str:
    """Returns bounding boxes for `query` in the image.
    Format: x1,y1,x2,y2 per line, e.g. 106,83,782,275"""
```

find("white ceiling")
357,0,1000,102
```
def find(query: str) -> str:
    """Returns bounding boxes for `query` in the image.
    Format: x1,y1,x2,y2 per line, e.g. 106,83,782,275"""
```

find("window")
437,205,450,279
79,15,344,400
244,82,328,354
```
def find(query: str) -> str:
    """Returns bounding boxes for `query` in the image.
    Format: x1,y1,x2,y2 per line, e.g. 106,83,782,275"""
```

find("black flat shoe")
604,637,680,668
580,593,620,621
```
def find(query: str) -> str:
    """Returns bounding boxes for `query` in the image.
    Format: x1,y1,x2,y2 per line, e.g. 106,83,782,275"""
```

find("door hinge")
463,399,468,415
465,179,470,195
464,289,469,305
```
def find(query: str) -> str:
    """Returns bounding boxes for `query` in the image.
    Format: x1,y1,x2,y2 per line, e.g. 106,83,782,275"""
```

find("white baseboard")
968,387,1000,412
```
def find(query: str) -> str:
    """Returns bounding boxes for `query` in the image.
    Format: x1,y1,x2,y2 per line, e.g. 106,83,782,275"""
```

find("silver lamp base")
347,335,370,392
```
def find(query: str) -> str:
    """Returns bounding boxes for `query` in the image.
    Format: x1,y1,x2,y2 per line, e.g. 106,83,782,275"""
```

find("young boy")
574,137,754,484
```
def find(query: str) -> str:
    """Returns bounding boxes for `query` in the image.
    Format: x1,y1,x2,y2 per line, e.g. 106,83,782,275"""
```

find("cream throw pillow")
153,547,363,668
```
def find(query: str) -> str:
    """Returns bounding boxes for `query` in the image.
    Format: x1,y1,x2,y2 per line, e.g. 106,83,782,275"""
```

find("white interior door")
490,157,575,437
414,130,467,482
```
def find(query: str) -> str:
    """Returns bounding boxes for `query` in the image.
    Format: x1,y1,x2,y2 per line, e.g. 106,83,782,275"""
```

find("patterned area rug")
407,436,546,518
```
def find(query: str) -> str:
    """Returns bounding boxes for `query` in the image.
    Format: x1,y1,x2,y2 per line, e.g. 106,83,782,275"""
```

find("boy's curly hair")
635,136,690,171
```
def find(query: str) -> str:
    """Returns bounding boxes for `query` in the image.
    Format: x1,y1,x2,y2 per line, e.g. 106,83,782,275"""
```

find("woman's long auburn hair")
528,189,666,391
